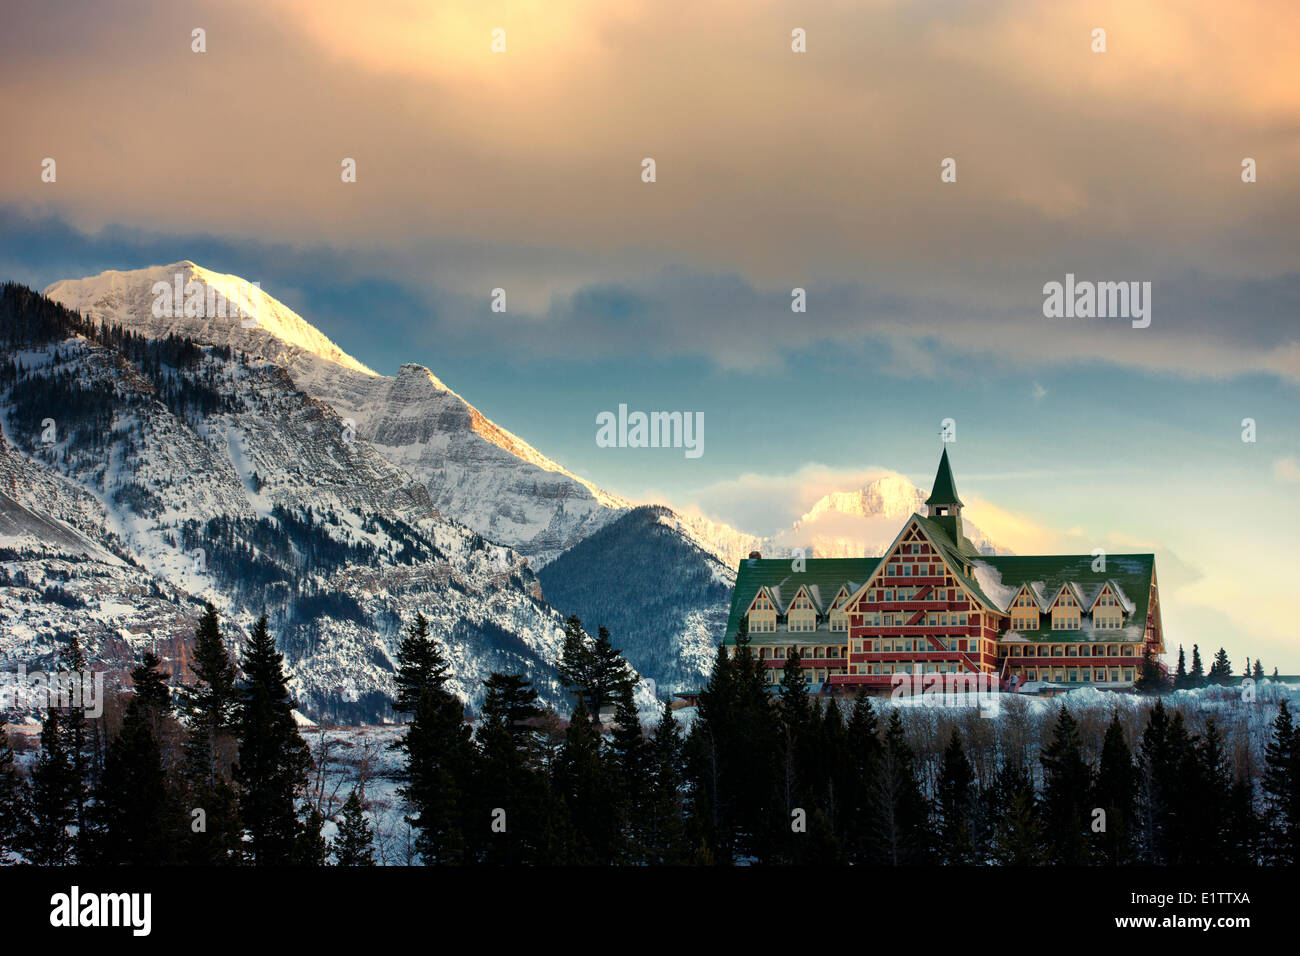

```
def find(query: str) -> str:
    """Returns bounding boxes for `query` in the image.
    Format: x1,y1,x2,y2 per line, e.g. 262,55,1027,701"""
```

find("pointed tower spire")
925,448,979,556
925,447,963,510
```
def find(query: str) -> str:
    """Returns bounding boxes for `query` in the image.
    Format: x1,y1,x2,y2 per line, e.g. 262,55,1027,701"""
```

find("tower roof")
924,447,964,507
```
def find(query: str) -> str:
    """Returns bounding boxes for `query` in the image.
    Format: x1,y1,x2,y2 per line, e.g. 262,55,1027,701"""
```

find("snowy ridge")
46,261,377,377
0,313,572,721
761,474,1002,560
45,264,631,565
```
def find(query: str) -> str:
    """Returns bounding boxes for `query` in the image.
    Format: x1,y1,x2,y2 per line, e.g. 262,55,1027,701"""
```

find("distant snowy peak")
44,261,377,377
795,474,926,525
760,473,1004,560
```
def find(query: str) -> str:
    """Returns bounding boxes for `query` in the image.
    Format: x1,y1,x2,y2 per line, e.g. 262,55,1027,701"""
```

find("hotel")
723,450,1165,693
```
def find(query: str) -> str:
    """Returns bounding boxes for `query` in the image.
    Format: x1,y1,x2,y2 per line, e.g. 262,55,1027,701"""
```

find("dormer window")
787,588,818,632
747,591,777,633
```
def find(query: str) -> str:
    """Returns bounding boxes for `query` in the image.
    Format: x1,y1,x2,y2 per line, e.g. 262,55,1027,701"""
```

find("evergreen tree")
87,653,178,864
1208,648,1233,686
1173,645,1188,690
23,709,78,865
392,614,473,864
1039,705,1092,864
776,648,813,833
608,680,651,860
1092,712,1136,864
1253,659,1265,680
57,636,94,845
935,728,975,864
293,805,327,866
1189,645,1205,688
687,625,782,863
234,615,312,865
0,722,27,861
178,604,241,864
1134,646,1166,696
777,648,810,729
476,673,554,864
1141,705,1196,863
1183,717,1233,863
557,615,597,707
684,639,735,862
392,612,449,712
816,697,851,852
587,626,637,718
1261,701,1299,864
555,697,618,863
845,693,882,863
1224,773,1262,865
643,698,688,864
989,762,1044,865
331,789,375,865
871,711,930,864
1136,700,1171,862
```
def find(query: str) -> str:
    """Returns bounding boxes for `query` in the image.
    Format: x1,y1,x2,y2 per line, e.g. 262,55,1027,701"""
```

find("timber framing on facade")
722,449,1165,694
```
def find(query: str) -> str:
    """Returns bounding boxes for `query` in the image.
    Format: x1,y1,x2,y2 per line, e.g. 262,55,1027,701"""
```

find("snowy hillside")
1,285,569,720
44,262,632,566
538,506,735,693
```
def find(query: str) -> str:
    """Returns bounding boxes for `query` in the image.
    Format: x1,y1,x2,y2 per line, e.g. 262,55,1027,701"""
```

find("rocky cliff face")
46,262,629,568
1,286,570,721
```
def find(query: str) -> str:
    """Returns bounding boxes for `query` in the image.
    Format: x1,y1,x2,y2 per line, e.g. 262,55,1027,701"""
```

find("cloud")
7,207,1300,382
678,463,902,535
1,0,1298,378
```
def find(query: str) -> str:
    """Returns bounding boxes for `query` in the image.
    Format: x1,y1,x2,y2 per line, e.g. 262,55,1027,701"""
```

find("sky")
1,0,1298,668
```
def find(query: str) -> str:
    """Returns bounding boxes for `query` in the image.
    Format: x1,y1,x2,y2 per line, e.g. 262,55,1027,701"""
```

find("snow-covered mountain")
19,264,998,714
45,262,630,567
761,473,1002,559
1,282,573,720
12,265,754,708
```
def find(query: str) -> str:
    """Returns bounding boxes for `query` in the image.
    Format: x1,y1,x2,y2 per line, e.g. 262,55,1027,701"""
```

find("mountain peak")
797,473,925,525
44,262,377,377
